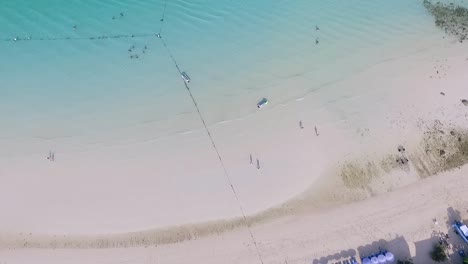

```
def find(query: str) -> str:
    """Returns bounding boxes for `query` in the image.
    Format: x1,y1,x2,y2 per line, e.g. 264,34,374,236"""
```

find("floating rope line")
1,0,168,42
160,35,264,264
159,0,169,35
0,33,158,42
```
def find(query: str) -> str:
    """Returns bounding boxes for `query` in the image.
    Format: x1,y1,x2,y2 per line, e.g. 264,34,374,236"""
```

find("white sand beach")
1,24,468,263
2,165,468,264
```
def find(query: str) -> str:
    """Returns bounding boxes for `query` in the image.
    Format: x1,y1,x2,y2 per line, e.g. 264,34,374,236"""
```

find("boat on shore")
181,72,191,83
257,98,268,108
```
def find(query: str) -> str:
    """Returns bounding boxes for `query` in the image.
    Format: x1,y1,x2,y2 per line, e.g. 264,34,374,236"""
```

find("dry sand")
2,166,468,264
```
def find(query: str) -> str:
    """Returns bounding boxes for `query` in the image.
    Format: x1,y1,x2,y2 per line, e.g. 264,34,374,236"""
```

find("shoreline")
1,37,468,238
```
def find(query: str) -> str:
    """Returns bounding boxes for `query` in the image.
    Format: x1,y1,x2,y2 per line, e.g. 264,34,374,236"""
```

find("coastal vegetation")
396,259,413,264
430,243,447,262
423,0,468,42
341,123,468,189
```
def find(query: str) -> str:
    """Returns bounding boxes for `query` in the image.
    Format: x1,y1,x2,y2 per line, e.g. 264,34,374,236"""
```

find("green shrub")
430,243,447,262
396,259,413,264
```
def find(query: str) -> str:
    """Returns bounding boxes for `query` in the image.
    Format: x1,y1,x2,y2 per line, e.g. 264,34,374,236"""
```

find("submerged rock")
423,0,468,42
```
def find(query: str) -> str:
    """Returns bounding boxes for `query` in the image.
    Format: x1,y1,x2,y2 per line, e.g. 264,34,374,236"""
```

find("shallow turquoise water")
0,0,441,153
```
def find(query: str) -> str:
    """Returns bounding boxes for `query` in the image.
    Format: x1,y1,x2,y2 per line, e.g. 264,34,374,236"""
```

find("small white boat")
257,98,268,108
181,72,191,83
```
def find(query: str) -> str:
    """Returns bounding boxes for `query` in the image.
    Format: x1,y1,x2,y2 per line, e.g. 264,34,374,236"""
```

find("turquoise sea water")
0,0,441,150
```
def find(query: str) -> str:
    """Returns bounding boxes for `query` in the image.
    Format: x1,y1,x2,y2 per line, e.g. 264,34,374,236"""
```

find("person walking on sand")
315,126,319,136
47,151,55,161
256,159,260,169
250,154,253,165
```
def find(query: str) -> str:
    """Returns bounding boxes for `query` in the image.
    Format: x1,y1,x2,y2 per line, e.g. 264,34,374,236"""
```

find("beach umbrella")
371,256,379,264
385,252,395,263
378,254,386,263
362,258,371,264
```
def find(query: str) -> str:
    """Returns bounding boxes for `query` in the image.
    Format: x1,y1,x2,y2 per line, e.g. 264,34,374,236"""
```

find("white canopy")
378,254,386,263
385,252,395,263
460,225,468,236
371,257,379,264
362,258,371,264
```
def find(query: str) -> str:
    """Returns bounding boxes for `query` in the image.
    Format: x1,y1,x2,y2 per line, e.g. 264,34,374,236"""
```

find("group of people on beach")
47,151,55,162
250,154,260,169
248,120,320,169
397,145,409,165
299,120,320,136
